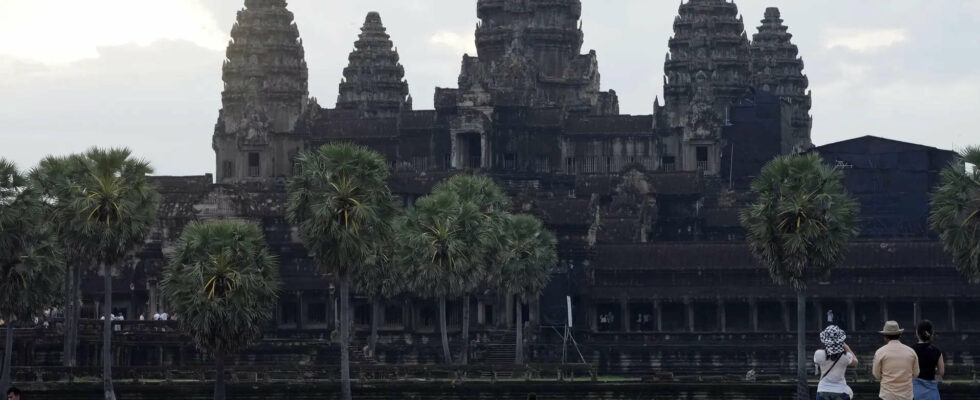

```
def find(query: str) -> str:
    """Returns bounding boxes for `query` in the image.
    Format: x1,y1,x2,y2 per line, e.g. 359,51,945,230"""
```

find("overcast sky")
1,0,978,176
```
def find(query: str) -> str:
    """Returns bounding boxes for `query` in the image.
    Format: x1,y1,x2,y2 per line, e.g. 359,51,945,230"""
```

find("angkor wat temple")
20,0,976,379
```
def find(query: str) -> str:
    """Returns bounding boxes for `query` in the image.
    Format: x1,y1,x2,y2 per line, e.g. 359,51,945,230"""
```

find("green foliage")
432,174,510,286
162,220,281,357
930,146,980,282
41,148,160,265
396,190,490,298
0,159,65,322
739,153,860,291
286,143,395,278
496,214,558,301
351,237,406,300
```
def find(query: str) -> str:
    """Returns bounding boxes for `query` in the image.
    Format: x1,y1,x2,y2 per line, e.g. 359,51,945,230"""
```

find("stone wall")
14,382,980,400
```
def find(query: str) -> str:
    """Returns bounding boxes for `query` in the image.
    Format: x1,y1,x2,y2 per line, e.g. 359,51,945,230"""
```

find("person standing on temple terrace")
814,325,858,400
912,320,944,400
873,321,920,400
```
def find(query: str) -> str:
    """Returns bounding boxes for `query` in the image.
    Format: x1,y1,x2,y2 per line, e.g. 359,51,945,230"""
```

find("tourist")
814,325,857,400
913,320,944,400
152,313,160,321
6,387,21,400
160,311,169,321
873,321,920,400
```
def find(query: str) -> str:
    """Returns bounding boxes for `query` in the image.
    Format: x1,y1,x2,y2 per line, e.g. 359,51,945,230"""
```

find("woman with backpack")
814,325,859,400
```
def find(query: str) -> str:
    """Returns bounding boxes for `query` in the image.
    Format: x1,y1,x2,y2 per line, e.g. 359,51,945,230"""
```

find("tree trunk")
460,294,470,365
71,265,82,367
796,290,807,400
63,262,74,367
213,354,226,400
515,296,524,365
1,321,13,392
369,300,380,360
339,278,352,400
438,296,453,365
102,262,116,400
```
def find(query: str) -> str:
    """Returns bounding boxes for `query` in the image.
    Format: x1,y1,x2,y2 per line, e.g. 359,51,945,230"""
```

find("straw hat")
879,320,905,335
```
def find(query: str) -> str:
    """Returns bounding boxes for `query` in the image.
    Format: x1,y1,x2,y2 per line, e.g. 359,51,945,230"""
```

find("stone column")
749,299,759,332
815,300,823,332
948,299,957,331
913,301,922,325
588,300,598,333
403,300,414,333
847,300,856,332
718,299,726,333
620,298,630,332
881,300,889,322
685,299,695,333
654,299,663,332
781,300,791,333
477,300,486,326
147,280,158,317
450,133,459,169
295,292,305,330
530,298,540,328
505,295,515,329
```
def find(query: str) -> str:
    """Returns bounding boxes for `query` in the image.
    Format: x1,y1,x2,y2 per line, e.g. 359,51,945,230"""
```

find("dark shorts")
816,393,851,400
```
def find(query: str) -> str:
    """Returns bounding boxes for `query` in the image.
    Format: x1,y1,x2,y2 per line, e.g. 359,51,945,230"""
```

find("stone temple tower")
750,7,813,153
456,0,618,114
658,0,752,176
336,12,412,117
213,0,309,184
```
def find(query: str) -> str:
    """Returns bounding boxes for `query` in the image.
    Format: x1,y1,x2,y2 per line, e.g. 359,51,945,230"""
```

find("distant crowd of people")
815,320,944,400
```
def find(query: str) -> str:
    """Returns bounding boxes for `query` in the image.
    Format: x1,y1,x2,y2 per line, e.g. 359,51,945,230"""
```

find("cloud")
429,31,477,56
0,0,227,65
823,28,909,52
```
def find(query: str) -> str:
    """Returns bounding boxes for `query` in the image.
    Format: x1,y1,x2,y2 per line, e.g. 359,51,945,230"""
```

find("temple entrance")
457,132,483,169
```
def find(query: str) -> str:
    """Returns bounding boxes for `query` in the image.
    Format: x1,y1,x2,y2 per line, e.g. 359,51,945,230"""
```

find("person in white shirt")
160,312,168,321
814,325,858,400
152,313,160,321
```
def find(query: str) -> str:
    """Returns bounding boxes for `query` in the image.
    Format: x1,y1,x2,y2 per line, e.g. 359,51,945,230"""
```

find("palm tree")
432,174,509,364
0,159,65,392
396,190,488,364
30,155,89,368
286,143,394,400
161,220,281,400
496,214,557,365
740,153,859,400
67,148,159,400
931,146,980,282
351,237,405,360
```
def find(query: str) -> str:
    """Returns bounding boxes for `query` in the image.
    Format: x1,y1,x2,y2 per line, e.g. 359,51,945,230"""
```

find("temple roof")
336,12,411,117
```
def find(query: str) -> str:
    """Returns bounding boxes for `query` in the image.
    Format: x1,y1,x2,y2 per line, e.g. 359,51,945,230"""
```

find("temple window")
662,155,676,172
248,152,261,177
384,305,403,325
696,146,709,171
280,301,298,325
222,161,234,179
307,302,327,324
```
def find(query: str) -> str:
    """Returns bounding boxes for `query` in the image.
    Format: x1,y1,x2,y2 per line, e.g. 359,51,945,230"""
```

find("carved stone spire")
336,12,411,117
751,7,812,152
218,0,308,137
664,0,752,109
457,0,617,114
214,0,309,183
